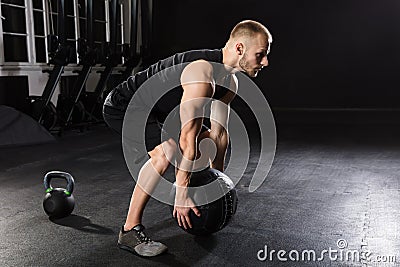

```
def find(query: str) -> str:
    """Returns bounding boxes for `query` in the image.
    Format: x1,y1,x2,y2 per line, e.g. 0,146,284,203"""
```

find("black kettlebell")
43,171,75,219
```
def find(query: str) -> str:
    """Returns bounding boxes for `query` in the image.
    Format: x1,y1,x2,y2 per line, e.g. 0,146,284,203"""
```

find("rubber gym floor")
1,113,400,267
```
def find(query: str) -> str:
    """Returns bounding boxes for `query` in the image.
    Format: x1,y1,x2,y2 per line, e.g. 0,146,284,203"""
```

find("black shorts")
103,104,163,152
103,88,212,179
103,91,210,153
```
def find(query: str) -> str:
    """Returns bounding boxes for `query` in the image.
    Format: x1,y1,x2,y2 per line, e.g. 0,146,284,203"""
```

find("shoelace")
137,230,151,243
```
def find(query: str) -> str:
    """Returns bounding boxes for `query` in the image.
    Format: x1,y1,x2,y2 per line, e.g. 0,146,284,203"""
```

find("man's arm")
208,76,237,171
173,60,214,229
176,83,213,187
176,60,214,186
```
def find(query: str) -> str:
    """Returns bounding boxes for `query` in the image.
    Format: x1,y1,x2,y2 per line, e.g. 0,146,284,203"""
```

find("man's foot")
117,224,168,257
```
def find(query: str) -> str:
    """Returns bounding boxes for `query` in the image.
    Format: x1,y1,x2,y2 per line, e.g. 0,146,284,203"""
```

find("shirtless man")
103,19,272,257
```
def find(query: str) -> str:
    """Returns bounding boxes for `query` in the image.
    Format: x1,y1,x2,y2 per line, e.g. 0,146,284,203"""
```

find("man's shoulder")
133,49,223,85
168,49,223,65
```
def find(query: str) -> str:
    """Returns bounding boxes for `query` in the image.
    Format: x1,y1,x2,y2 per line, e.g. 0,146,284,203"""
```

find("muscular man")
103,20,272,257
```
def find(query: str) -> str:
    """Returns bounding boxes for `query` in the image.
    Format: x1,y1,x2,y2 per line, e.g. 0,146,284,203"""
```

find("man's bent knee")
148,139,177,170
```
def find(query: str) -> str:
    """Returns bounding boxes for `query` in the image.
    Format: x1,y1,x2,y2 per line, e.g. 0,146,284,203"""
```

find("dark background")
151,0,400,109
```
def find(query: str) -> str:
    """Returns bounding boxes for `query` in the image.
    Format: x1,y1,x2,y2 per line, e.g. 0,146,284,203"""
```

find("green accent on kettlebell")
45,188,53,193
64,191,71,196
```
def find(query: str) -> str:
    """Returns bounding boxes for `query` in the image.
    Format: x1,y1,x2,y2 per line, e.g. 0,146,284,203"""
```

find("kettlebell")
43,171,75,219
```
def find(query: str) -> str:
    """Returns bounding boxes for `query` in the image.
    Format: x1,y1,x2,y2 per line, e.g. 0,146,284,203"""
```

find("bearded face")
236,33,270,77
239,52,261,77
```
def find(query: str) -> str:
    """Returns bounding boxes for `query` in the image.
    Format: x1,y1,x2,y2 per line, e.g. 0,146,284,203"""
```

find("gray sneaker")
117,224,168,257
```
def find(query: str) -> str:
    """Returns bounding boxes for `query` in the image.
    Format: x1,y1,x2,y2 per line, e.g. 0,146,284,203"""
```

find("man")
103,19,272,257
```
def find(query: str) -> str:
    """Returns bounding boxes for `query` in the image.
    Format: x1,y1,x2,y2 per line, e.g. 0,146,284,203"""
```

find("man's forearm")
175,136,197,187
209,131,229,172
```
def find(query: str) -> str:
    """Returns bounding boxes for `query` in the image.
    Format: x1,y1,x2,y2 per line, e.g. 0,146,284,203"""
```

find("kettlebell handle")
43,171,74,195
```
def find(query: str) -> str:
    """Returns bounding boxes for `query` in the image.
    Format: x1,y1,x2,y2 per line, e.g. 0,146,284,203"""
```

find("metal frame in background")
86,0,121,121
119,0,140,81
29,0,71,130
57,0,97,130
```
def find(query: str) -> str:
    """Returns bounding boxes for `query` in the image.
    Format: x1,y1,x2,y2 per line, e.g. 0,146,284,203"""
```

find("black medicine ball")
170,168,238,236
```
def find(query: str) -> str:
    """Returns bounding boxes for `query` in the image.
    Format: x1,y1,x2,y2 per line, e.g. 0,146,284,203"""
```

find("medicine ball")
170,168,238,236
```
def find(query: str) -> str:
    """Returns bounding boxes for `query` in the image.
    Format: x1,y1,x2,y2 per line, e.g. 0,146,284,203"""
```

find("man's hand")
173,186,201,229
